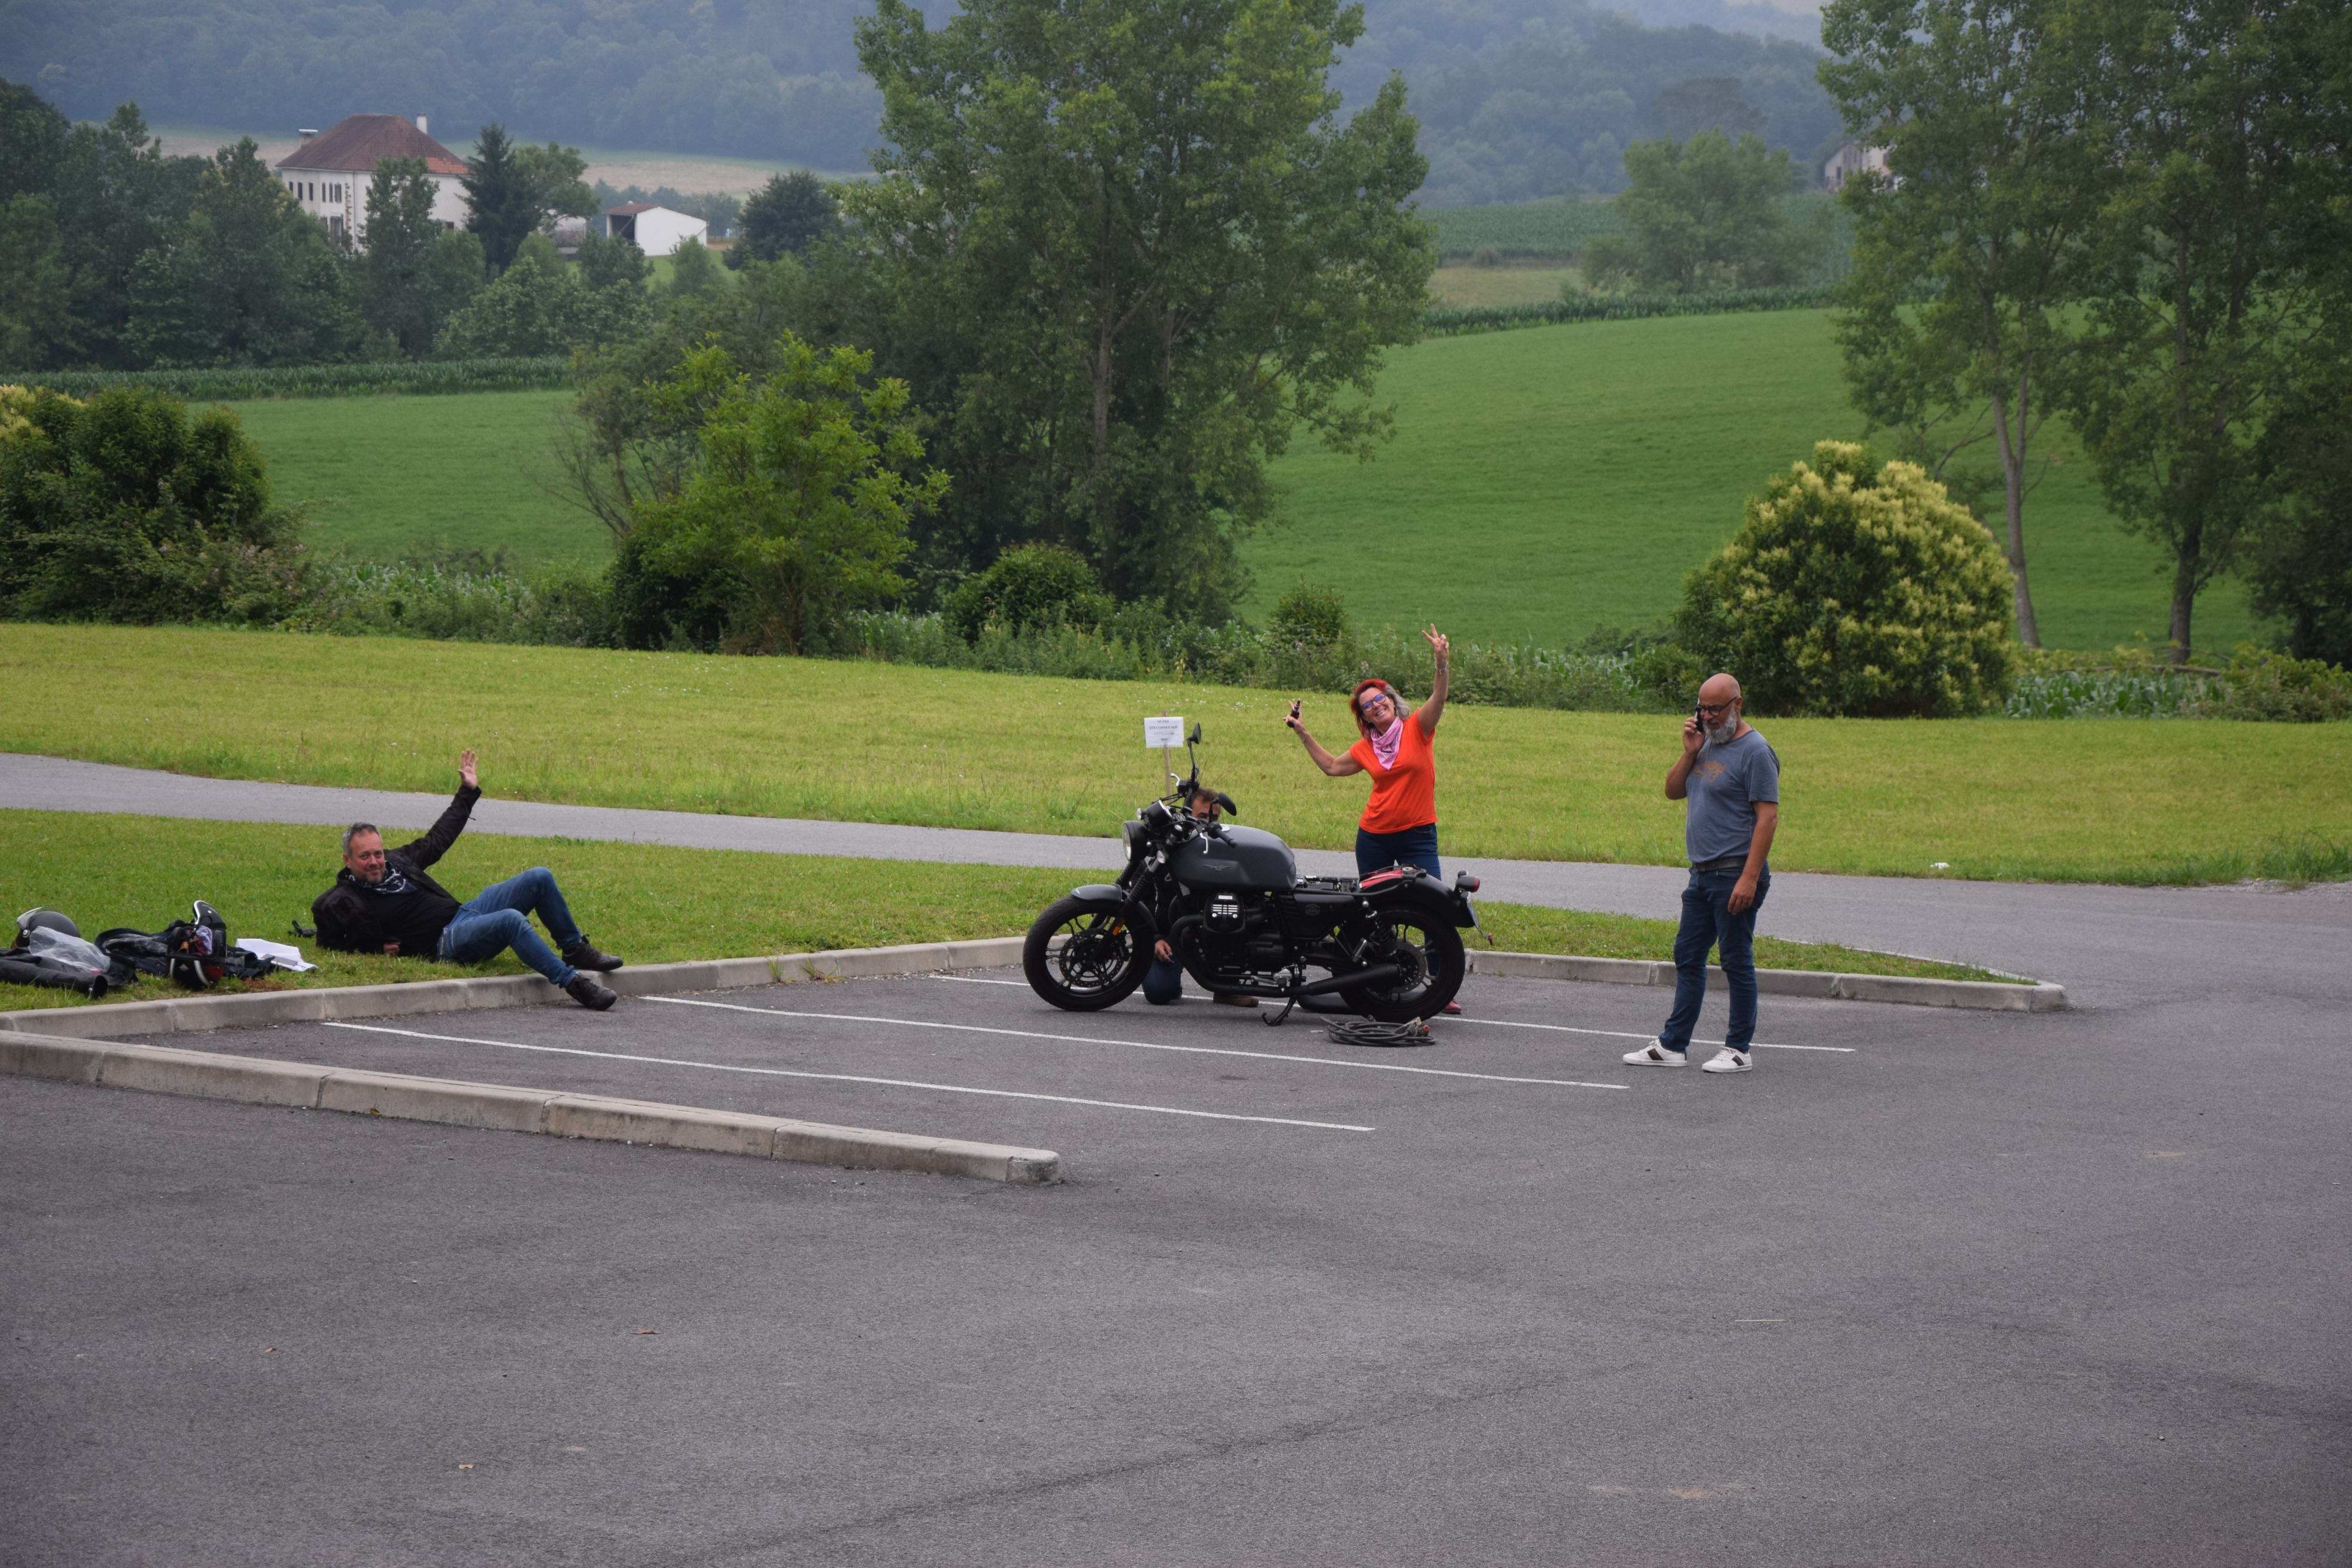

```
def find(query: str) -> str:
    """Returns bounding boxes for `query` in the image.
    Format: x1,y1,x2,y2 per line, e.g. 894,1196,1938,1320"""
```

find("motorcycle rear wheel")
1024,895,1150,1011
1340,901,1466,1022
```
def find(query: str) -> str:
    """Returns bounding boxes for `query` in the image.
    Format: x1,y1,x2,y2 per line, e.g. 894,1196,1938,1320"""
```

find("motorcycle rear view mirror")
1189,722,1202,744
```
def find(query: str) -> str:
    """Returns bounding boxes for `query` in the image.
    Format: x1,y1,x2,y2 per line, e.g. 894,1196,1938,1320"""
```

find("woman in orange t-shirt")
1284,625,1452,880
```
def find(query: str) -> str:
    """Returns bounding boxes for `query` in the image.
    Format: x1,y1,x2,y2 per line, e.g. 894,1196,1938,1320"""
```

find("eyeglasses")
1359,693,1394,710
1696,700,1736,716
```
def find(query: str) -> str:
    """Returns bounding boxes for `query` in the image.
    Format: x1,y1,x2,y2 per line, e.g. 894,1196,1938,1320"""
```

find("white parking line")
932,975,1029,987
642,995,1628,1089
318,1022,1374,1132
1453,1018,1855,1052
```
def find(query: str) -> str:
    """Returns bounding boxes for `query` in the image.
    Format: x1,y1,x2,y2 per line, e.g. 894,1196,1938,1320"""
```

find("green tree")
463,124,595,274
941,543,1112,640
1819,0,2109,650
575,230,652,293
434,250,647,358
2061,0,2340,662
729,171,840,268
619,336,946,654
124,138,361,366
663,237,727,300
850,0,1434,620
49,103,206,369
1676,440,2019,717
358,156,483,357
0,195,74,368
0,79,69,205
0,384,308,625
1581,131,1822,293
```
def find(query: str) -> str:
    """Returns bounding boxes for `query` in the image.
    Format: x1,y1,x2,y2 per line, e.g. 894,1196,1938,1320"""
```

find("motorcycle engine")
1186,892,1284,976
1206,894,1245,932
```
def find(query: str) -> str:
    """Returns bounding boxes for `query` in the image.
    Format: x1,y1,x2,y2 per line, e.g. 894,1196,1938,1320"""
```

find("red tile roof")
276,115,468,178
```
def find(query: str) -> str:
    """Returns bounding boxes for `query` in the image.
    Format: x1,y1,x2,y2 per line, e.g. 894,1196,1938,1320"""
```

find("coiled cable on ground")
1323,1017,1435,1048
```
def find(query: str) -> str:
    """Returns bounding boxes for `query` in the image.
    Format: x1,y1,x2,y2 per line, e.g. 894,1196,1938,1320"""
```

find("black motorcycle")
1023,725,1480,1022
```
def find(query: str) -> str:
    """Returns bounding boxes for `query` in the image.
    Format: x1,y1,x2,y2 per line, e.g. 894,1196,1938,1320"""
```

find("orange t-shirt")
1347,716,1438,833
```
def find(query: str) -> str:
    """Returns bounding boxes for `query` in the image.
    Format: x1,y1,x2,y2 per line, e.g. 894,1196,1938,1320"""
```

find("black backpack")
98,901,274,990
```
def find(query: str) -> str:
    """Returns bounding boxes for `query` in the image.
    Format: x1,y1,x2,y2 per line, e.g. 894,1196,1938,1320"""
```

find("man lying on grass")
312,749,623,1010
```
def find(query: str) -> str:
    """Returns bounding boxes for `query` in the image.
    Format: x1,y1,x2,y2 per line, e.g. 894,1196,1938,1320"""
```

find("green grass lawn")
1247,308,2259,656
1428,265,1582,308
4,626,2343,885
0,809,1994,1012
216,309,2258,654
223,389,603,570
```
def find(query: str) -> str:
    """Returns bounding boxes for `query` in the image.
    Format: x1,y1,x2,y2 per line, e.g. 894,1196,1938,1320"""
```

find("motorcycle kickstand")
1264,992,1299,1027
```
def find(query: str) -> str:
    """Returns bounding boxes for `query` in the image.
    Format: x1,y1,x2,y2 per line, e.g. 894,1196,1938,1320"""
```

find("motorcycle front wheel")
1339,901,1467,1022
1023,895,1150,1011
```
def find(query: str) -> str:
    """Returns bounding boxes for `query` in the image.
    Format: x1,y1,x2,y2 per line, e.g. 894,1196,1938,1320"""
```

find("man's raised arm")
396,748,482,870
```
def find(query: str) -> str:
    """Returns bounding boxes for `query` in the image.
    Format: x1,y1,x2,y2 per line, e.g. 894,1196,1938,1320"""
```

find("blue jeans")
1356,823,1442,880
438,867,583,987
1659,864,1770,1053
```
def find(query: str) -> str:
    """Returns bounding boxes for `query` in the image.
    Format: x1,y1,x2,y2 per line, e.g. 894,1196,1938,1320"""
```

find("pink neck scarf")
1369,715,1405,768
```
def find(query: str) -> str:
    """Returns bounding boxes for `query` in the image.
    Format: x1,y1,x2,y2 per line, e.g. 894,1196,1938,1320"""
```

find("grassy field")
225,389,601,569
1245,309,2261,654
1425,198,1623,259
4,626,2344,885
219,310,2260,652
0,809,1992,1012
1428,265,1582,308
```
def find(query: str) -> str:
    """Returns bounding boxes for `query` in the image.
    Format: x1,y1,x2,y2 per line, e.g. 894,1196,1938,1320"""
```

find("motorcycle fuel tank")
1168,825,1298,890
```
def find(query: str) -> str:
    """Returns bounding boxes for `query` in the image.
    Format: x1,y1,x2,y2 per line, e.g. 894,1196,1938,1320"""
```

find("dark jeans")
1356,822,1442,879
1659,864,1770,1053
438,867,583,987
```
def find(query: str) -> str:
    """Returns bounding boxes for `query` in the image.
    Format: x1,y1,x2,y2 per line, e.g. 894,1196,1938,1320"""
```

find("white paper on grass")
1143,716,1185,748
235,937,316,973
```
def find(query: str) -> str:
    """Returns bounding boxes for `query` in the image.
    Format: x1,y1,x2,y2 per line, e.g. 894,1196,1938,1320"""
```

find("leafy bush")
6,359,572,399
1677,440,2019,717
2195,644,2352,723
1267,581,1352,651
435,253,649,359
2003,644,2216,718
288,549,617,647
942,543,1115,641
0,385,308,624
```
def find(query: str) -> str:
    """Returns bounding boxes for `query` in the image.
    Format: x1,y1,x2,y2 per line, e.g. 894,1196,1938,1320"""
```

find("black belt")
1689,854,1750,874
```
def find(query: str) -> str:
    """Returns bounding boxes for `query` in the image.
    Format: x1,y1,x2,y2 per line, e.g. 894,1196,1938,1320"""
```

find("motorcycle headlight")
1121,820,1144,855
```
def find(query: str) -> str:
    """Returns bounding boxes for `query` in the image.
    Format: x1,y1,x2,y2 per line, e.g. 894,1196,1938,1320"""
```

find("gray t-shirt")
1685,727,1779,865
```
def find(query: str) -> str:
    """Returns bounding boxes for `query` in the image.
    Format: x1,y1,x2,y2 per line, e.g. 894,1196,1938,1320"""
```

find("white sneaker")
1623,1039,1686,1067
1701,1048,1753,1074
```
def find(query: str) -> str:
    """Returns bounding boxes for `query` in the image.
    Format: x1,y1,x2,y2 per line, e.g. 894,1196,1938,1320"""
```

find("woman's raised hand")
1284,698,1304,732
1423,625,1449,660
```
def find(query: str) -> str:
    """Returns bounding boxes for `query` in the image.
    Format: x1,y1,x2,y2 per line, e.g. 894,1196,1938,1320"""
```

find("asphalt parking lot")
6,964,2349,1566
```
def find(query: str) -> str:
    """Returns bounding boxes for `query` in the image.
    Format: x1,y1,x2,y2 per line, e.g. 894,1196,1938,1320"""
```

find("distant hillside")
6,0,1838,202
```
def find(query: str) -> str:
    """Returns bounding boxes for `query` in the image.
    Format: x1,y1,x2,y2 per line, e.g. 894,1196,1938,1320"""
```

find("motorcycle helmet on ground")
15,908,81,945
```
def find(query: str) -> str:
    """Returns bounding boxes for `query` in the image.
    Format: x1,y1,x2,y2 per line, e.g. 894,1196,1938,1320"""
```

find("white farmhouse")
275,114,469,247
601,202,709,258
1823,141,1892,188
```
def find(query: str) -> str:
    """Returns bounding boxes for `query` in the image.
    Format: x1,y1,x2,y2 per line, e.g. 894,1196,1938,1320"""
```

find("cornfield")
6,358,573,400
1423,286,1840,337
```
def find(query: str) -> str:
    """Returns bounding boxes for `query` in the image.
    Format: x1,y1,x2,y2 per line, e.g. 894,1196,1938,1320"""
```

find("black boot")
562,938,623,972
564,974,617,1011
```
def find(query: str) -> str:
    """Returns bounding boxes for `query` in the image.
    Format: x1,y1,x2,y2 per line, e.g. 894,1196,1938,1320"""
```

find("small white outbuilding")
601,202,709,257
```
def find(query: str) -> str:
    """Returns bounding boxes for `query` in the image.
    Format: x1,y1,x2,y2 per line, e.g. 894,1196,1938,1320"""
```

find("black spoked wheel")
1339,901,1466,1022
1023,895,1150,1011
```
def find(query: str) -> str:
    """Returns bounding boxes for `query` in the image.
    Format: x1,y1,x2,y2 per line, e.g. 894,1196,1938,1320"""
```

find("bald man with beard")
1624,672,1780,1075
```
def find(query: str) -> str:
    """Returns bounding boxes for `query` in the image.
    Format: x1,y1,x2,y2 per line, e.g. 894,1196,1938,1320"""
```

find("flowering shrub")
1677,441,2019,717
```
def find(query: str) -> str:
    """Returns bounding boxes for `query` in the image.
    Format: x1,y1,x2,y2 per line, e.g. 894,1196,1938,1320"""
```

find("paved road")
9,752,2351,1010
7,965,2349,1565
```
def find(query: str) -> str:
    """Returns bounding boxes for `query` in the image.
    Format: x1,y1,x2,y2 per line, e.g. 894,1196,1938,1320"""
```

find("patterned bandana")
1369,715,1405,768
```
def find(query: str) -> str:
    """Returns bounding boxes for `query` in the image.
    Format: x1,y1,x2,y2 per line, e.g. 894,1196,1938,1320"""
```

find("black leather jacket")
310,783,480,954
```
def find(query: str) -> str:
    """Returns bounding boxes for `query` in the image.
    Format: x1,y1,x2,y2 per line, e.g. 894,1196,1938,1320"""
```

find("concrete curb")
0,1030,1062,1184
0,936,1032,1040
1469,950,2067,1011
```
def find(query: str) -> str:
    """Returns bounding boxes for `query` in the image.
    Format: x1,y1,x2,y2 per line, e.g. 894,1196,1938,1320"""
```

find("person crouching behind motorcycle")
1142,789,1258,1008
1286,625,1461,1012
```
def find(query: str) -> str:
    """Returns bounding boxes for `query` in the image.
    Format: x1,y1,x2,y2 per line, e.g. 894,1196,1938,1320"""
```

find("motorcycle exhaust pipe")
1289,963,1402,998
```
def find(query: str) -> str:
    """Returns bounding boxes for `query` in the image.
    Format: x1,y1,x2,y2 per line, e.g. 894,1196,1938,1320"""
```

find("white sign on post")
1142,716,1186,749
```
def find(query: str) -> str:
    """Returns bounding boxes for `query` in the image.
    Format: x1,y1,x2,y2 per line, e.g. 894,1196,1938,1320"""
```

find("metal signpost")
1144,715,1184,795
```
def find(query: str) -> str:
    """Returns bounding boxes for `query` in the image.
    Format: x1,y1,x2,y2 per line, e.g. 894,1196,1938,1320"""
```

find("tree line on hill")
3,0,1843,204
